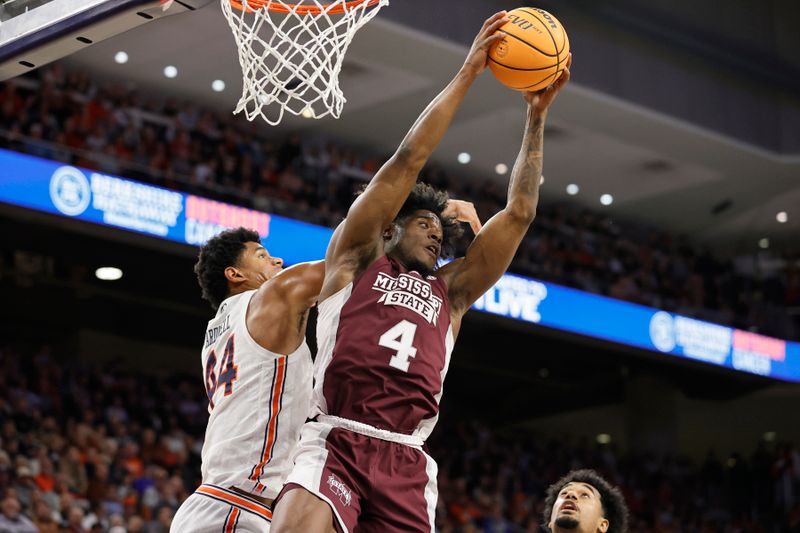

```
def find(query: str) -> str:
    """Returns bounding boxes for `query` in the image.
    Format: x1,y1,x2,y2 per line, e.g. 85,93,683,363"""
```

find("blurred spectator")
30,499,58,532
0,495,37,533
0,341,798,531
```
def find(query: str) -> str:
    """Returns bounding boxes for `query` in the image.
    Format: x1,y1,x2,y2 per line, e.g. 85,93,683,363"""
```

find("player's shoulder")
254,261,320,296
251,260,325,311
214,290,253,318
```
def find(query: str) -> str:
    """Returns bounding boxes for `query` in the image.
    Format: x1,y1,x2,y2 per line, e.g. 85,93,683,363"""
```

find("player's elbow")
506,201,536,226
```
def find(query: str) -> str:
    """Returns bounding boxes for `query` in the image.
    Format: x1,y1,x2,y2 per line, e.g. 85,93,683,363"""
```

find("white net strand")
221,0,389,126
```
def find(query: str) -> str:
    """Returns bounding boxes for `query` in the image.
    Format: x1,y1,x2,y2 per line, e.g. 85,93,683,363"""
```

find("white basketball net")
221,0,389,125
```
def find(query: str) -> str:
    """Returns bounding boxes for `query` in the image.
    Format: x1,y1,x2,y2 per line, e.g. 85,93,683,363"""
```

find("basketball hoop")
221,0,389,126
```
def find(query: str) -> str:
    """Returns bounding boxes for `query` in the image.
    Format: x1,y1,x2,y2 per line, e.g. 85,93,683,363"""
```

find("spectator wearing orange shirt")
33,457,56,493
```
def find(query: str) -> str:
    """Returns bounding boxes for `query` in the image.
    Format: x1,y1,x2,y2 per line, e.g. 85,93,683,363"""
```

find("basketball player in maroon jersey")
271,10,572,533
177,203,478,531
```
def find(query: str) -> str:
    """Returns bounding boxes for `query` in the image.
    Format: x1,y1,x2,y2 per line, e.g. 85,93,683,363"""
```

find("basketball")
488,7,570,92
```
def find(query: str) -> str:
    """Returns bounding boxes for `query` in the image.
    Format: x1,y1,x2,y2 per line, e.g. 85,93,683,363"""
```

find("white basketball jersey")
200,290,312,500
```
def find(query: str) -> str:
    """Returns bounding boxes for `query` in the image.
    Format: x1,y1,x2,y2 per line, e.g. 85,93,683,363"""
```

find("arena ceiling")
56,0,800,254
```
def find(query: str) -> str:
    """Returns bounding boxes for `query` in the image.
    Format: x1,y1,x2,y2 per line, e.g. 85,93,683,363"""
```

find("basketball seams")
518,8,561,73
514,69,561,91
518,8,566,54
499,30,559,58
488,56,558,72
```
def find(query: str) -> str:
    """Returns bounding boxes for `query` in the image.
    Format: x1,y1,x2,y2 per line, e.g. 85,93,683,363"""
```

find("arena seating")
0,343,798,532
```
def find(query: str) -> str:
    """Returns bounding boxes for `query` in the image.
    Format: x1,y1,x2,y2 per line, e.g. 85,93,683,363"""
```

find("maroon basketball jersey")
312,256,454,438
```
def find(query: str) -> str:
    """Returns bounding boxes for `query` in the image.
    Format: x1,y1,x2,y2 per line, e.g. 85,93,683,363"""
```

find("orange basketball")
488,7,570,92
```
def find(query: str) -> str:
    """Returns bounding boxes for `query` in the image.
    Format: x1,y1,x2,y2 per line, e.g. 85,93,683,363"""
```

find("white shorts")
171,484,272,533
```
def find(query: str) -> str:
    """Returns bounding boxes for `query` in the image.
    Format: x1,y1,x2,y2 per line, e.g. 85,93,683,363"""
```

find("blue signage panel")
1,148,798,382
472,274,800,382
0,149,328,266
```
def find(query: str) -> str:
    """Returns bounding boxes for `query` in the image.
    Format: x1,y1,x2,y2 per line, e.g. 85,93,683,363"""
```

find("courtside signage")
0,149,329,266
1,148,798,381
473,274,798,381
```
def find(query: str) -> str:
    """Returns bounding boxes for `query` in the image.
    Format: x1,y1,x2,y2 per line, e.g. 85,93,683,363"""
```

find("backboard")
0,0,212,81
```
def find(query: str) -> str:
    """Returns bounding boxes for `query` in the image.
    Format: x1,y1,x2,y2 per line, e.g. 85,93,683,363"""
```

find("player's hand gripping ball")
488,7,570,91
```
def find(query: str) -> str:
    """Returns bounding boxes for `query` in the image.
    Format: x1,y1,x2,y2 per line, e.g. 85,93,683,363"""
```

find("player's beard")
554,516,580,529
405,258,433,277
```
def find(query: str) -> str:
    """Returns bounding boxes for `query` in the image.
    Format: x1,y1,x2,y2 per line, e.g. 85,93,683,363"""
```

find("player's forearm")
394,67,478,172
505,107,545,223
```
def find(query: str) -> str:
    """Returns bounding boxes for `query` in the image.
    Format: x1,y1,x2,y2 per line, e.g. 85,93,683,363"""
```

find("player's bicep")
277,261,326,309
447,209,530,314
325,220,346,263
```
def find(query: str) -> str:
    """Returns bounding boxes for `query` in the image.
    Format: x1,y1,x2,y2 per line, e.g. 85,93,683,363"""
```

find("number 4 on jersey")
379,320,418,372
218,335,238,396
204,335,239,409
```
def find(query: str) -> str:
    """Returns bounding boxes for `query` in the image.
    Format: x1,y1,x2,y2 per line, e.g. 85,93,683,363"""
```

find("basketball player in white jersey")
171,216,480,532
169,227,324,532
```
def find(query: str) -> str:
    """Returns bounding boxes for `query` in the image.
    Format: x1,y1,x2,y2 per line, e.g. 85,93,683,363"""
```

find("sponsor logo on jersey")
372,272,443,324
204,315,231,348
327,474,352,507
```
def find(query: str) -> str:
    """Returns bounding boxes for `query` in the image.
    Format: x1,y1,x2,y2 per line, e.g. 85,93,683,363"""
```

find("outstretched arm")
324,12,509,274
443,57,572,317
246,223,345,354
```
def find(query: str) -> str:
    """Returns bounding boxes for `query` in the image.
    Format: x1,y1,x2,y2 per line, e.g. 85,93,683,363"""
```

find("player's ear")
224,266,246,284
597,518,609,533
382,223,396,242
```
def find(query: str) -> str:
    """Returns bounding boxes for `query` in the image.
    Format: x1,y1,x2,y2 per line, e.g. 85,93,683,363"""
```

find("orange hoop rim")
229,0,381,15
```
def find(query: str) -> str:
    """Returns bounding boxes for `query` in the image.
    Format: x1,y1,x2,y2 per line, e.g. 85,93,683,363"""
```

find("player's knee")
271,488,335,533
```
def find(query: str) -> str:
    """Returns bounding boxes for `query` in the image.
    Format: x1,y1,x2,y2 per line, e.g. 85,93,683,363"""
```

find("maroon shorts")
276,421,438,532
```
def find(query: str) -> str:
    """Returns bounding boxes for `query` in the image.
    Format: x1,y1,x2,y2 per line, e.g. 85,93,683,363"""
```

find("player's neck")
227,283,258,300
388,253,433,277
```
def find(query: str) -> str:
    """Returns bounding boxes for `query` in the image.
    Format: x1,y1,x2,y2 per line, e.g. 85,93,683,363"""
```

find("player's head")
543,469,628,533
194,227,284,310
381,182,463,276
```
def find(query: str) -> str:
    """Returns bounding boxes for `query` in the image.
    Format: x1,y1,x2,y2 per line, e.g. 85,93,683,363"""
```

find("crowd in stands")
1,342,799,532
0,64,798,340
429,425,800,533
0,343,203,532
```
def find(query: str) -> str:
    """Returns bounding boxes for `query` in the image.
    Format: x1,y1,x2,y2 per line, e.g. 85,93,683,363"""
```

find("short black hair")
382,182,463,257
194,227,261,310
542,469,629,533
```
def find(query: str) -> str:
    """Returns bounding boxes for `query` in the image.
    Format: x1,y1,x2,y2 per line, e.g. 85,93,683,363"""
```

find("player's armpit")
440,208,532,318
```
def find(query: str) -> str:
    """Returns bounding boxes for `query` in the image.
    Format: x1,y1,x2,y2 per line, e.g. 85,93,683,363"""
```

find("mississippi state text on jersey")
313,256,454,439
201,290,312,499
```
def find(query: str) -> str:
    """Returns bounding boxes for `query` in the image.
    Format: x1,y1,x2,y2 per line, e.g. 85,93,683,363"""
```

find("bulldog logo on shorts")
327,474,352,507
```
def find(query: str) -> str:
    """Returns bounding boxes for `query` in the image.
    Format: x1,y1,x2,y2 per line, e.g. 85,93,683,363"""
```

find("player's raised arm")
443,56,571,317
325,12,509,269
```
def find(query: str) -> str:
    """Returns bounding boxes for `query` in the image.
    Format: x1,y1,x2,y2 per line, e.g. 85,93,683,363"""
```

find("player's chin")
407,257,433,277
554,515,580,529
420,254,438,272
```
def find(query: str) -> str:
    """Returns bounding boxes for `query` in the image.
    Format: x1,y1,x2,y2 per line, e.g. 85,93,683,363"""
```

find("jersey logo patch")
372,272,442,324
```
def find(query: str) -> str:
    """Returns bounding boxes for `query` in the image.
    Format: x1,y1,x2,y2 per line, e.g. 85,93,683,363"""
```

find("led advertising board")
2,148,797,381
0,150,330,266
